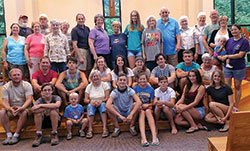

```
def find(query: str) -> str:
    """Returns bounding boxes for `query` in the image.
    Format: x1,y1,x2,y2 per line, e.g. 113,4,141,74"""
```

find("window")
103,0,122,35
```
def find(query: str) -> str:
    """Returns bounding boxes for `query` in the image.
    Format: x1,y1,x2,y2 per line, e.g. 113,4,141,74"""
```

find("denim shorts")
87,102,107,116
223,66,246,80
195,106,205,119
127,50,142,57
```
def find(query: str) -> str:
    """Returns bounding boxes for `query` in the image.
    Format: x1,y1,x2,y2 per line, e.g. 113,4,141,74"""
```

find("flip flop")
199,125,210,131
219,125,229,132
185,127,199,133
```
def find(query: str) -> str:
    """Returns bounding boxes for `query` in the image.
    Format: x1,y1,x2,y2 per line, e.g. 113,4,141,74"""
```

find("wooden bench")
208,111,250,151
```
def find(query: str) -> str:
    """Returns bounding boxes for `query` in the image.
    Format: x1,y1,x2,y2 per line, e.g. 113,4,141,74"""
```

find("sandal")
86,130,93,139
198,124,210,131
141,140,149,147
185,127,199,133
219,125,229,132
151,138,160,146
102,129,109,138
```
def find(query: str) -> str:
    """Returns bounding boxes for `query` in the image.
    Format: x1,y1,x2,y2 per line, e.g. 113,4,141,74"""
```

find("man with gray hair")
0,68,33,145
157,7,180,67
39,13,50,35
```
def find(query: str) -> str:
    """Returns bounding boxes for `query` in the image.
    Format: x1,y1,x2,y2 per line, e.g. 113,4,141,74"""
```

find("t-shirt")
141,28,162,61
64,104,84,120
155,87,176,102
176,62,200,72
111,68,134,82
134,85,154,104
110,87,135,113
207,85,233,106
85,82,110,101
35,95,61,105
89,26,110,54
202,23,220,42
1,81,33,107
151,64,175,78
71,24,90,49
214,45,226,56
109,33,127,60
25,33,45,57
32,69,58,85
225,37,250,70
124,24,144,51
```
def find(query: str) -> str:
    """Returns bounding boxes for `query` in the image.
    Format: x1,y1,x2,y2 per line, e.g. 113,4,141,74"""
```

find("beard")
19,22,28,28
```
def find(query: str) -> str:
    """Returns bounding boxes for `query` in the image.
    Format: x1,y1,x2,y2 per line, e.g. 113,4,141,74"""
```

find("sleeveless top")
185,85,204,108
6,36,27,65
63,69,80,90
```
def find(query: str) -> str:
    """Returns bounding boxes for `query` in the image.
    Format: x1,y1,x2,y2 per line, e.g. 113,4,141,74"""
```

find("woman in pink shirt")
24,21,45,79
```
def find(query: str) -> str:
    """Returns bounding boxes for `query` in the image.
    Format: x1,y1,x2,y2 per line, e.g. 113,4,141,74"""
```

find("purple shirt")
89,26,110,54
225,37,249,70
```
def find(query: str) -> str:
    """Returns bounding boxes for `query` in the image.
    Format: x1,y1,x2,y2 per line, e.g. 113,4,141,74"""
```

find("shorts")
51,62,66,73
223,66,246,80
6,108,32,120
42,115,61,129
165,54,178,67
115,105,132,122
78,48,92,71
7,62,29,80
159,107,175,120
127,50,142,57
87,102,107,116
70,118,85,127
145,61,157,71
195,106,205,119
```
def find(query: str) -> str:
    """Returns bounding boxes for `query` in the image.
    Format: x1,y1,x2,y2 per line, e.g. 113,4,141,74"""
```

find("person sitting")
64,92,88,140
154,76,177,135
133,73,159,147
0,68,33,145
56,56,88,106
84,70,110,139
205,69,234,132
111,55,134,88
31,83,61,147
174,69,206,133
132,56,150,88
176,50,202,92
106,73,141,137
149,53,176,88
31,56,58,99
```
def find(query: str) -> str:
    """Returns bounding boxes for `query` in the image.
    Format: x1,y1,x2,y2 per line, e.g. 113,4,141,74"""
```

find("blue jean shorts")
87,102,107,116
127,50,142,57
223,66,246,80
195,106,205,119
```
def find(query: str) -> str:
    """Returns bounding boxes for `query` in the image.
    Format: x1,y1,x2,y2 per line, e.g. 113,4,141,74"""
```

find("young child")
133,73,159,147
213,37,233,68
64,92,88,140
154,76,178,135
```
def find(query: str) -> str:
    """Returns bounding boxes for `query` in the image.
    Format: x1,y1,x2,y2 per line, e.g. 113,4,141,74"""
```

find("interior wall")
4,0,213,35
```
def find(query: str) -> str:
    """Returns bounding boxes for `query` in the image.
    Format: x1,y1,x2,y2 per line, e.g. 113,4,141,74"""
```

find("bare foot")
171,128,178,135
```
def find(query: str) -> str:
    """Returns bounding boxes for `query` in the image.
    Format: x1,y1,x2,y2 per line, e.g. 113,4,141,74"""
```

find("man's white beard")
19,22,28,28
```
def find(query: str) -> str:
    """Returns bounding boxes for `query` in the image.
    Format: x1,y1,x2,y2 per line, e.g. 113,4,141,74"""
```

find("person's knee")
50,109,58,116
66,120,73,126
82,118,88,124
209,102,216,109
145,109,152,115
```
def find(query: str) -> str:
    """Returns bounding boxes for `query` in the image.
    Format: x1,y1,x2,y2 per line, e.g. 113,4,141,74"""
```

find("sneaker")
79,131,85,137
129,126,138,136
111,128,120,137
51,132,59,146
32,133,42,147
66,133,72,140
226,64,233,69
9,136,19,145
2,137,11,145
152,138,160,146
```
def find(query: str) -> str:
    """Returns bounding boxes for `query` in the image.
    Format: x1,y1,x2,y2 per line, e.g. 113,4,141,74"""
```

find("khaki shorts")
165,54,178,67
77,48,92,71
6,107,32,120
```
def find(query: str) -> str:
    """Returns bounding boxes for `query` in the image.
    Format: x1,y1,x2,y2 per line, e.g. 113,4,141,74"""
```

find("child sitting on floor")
64,92,88,140
154,76,178,135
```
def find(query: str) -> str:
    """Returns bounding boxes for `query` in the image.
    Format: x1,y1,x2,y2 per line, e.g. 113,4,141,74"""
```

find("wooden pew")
208,111,250,151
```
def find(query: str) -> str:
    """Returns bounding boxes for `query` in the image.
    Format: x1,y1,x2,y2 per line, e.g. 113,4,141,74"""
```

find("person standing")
18,15,33,38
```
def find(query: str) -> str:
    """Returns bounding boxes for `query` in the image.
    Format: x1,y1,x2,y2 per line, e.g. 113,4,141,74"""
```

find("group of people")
0,6,249,148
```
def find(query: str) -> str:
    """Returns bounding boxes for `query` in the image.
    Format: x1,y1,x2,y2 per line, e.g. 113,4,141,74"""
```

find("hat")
39,13,49,19
19,15,28,19
135,56,144,62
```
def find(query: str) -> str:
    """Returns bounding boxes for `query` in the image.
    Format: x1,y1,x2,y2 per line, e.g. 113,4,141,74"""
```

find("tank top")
185,85,204,108
63,69,80,90
6,36,27,65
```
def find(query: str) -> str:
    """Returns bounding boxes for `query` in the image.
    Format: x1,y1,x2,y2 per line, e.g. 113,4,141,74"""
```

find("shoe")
66,133,72,140
111,128,121,137
79,131,85,137
102,129,109,138
9,136,19,145
152,138,160,146
51,132,59,146
129,126,138,136
141,140,149,147
86,130,93,139
226,64,233,69
219,125,229,132
2,137,11,145
32,133,42,147
185,127,199,134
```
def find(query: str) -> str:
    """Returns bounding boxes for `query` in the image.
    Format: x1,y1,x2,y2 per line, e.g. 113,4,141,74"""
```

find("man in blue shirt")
157,7,180,67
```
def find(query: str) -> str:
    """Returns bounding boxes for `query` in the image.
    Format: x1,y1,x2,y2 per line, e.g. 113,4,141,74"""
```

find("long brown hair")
128,10,143,32
210,69,227,87
93,56,108,71
184,69,203,97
